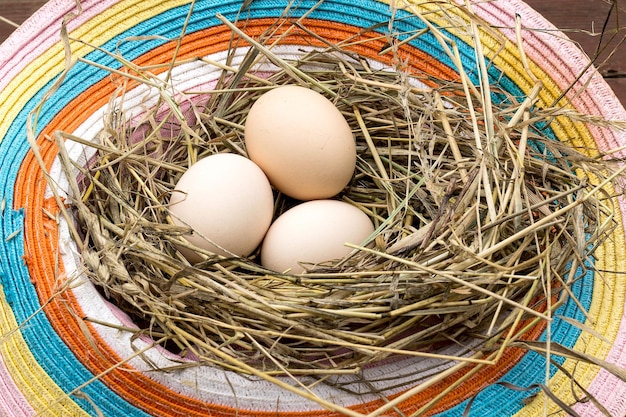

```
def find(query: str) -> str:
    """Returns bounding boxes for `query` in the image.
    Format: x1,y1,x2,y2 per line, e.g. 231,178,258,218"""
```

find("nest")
51,11,619,378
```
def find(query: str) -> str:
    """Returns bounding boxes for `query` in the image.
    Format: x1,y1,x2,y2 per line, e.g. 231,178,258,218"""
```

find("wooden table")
2,0,626,104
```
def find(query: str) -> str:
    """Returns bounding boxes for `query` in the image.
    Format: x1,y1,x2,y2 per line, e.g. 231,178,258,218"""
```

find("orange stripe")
16,18,544,416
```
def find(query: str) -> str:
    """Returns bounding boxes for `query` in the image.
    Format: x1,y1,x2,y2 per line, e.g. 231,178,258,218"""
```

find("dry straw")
42,0,623,401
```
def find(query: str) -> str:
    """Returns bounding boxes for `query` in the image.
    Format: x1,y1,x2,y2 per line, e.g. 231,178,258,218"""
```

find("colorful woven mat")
1,0,626,416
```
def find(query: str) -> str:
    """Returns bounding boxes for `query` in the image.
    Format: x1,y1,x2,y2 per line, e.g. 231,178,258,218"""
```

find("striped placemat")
1,0,625,416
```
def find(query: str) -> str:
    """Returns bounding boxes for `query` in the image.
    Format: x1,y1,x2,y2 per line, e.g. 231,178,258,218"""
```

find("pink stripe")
0,353,36,417
0,0,121,92
473,1,626,416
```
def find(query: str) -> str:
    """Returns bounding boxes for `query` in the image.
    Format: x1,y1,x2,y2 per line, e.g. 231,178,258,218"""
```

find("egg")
169,153,274,263
244,85,356,200
260,200,375,274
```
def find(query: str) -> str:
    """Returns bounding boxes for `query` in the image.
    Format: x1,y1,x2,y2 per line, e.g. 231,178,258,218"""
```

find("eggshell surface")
261,200,375,274
244,85,356,200
169,153,274,262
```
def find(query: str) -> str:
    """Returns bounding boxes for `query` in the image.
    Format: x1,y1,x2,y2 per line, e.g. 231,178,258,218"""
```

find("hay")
49,1,621,385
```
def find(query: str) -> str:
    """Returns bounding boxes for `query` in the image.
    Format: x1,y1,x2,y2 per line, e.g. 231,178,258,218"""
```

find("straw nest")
50,7,621,378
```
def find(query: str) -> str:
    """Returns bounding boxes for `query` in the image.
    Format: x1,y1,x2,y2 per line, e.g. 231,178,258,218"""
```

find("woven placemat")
1,0,626,416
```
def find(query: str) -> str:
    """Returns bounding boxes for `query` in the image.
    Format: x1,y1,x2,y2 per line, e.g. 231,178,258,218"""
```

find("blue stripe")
0,0,586,415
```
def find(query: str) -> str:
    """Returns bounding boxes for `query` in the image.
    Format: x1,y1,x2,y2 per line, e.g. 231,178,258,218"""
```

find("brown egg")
244,85,356,200
169,153,274,263
260,200,375,274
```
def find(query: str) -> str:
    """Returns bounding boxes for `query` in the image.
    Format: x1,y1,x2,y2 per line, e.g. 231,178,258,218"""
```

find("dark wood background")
2,0,626,104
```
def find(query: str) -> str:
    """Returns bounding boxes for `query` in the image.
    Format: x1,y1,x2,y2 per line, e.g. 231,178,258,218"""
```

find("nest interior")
52,16,619,377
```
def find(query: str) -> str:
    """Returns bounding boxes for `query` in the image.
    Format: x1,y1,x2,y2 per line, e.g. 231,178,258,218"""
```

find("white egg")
261,200,374,273
169,153,274,262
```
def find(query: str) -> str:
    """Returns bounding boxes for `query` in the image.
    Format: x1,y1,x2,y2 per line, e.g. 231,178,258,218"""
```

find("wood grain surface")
1,0,626,104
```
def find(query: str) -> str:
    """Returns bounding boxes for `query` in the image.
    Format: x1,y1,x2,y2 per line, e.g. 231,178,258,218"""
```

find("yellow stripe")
0,288,89,416
0,0,191,143
391,1,624,414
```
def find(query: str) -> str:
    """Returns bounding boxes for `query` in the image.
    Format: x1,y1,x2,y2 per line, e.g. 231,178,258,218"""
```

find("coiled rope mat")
1,0,626,416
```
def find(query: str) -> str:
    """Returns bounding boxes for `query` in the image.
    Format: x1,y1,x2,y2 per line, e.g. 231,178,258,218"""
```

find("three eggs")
168,85,374,273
